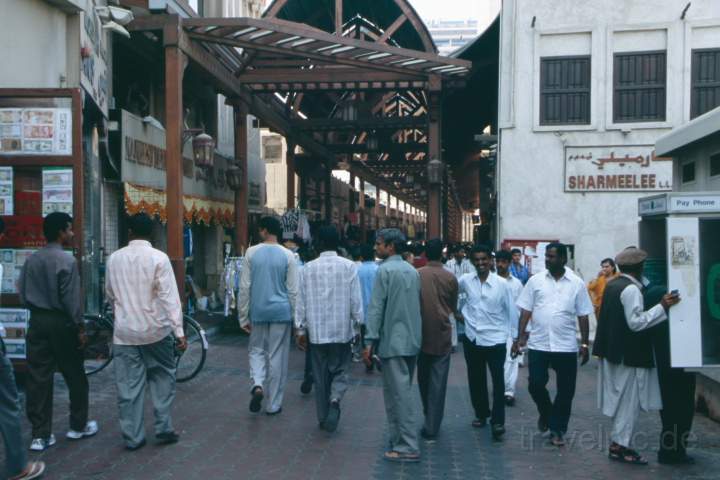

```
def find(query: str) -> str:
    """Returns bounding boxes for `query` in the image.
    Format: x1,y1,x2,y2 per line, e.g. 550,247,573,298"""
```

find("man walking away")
509,248,529,285
0,218,46,479
495,250,524,406
417,239,458,442
512,243,593,447
295,227,362,432
458,244,518,441
593,247,680,465
106,213,187,450
238,216,298,415
365,228,422,463
357,244,378,373
19,212,97,452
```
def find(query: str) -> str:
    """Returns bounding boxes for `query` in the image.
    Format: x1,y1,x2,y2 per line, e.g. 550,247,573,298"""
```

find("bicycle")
82,309,208,383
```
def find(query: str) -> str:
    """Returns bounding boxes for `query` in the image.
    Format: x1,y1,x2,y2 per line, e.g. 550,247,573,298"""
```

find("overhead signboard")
564,145,673,192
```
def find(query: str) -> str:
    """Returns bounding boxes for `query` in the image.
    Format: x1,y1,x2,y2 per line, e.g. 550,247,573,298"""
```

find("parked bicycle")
82,307,208,383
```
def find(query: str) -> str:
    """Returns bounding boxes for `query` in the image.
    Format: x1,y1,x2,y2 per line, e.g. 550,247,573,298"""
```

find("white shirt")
295,251,363,344
459,272,519,346
618,274,667,331
444,258,474,278
106,240,184,345
516,267,593,353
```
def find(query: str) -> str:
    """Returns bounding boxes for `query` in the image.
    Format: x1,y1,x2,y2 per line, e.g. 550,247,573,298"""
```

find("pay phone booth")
638,192,720,369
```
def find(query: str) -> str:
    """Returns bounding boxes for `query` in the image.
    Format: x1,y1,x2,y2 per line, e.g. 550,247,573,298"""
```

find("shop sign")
0,108,72,156
248,182,261,207
120,110,233,202
564,145,673,192
80,2,109,116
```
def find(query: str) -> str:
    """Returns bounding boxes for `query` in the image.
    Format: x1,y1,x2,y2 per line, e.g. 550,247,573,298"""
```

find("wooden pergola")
128,0,471,288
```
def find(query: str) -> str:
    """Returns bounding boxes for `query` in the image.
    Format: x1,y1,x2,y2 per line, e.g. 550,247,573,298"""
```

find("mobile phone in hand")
670,289,679,296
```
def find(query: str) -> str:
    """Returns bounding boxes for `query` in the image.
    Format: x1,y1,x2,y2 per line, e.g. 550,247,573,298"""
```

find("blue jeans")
0,344,26,478
527,349,577,434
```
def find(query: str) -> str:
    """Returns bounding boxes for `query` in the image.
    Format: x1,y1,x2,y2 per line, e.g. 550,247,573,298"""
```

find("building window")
691,49,720,119
613,51,666,123
681,161,696,184
710,152,720,177
539,56,591,125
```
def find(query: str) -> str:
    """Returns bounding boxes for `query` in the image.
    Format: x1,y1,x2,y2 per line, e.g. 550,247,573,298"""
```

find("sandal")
608,444,648,465
383,450,420,463
10,461,46,480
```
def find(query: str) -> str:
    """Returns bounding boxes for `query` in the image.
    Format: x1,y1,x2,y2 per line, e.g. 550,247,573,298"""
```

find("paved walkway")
5,334,720,480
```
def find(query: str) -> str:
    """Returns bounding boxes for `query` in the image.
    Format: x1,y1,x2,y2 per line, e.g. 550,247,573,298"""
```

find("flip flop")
10,461,45,480
609,445,648,465
383,451,420,463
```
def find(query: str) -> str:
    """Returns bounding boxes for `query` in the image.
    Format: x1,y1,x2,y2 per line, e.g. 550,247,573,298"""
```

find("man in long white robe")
593,247,680,465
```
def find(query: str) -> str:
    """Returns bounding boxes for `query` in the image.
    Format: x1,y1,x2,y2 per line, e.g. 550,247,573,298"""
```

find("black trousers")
26,310,89,438
303,343,313,383
462,338,506,425
527,349,577,435
654,325,696,459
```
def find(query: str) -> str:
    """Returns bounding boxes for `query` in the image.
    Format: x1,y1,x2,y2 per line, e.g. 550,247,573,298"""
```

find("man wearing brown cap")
593,247,680,465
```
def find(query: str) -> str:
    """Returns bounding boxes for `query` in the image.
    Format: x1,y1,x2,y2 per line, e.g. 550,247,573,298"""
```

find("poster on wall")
0,167,13,215
42,168,73,217
0,108,72,156
0,308,30,359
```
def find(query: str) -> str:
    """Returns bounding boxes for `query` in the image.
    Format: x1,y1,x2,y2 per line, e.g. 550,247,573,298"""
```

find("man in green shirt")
364,229,422,463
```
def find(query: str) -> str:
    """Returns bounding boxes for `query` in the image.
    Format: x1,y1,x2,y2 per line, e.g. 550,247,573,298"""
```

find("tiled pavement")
5,334,720,480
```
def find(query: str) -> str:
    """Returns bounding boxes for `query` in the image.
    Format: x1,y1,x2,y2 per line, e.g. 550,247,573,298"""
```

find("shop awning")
124,183,235,226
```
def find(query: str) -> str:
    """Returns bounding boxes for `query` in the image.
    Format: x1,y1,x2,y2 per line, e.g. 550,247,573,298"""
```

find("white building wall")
498,0,720,280
0,0,78,88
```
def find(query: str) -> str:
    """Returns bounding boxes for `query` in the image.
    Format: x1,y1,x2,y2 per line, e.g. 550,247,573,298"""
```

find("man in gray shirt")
365,229,422,463
19,212,97,452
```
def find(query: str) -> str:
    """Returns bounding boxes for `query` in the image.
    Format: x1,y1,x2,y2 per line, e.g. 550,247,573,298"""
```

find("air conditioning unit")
42,0,84,13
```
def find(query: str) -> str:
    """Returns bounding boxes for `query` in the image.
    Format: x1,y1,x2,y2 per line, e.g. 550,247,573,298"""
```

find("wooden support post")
427,80,443,240
234,103,249,253
286,143,295,209
164,23,185,293
348,172,355,213
335,0,343,35
375,188,381,230
324,167,332,223
299,172,307,209
358,178,366,243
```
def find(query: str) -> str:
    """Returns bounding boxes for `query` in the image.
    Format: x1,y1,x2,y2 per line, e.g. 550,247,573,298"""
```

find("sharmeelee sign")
564,145,673,192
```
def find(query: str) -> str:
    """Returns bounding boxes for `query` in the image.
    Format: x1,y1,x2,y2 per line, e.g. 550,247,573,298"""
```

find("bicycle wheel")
175,315,207,383
83,314,114,375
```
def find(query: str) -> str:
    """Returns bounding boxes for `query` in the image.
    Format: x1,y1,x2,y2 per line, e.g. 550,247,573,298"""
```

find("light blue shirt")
459,272,519,347
357,261,378,323
238,243,298,326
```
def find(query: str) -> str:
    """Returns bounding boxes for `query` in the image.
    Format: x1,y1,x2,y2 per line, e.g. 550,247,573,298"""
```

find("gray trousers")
382,356,420,454
0,348,26,478
310,342,351,425
248,322,291,413
114,335,176,448
417,352,451,437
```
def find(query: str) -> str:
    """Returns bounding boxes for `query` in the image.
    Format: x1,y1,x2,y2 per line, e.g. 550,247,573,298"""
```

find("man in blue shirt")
356,244,378,372
365,229,422,463
238,217,298,415
509,248,530,285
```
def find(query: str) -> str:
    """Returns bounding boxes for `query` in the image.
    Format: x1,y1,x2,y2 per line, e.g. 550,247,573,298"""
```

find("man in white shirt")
295,226,362,432
457,244,518,441
106,213,186,451
444,244,473,348
495,250,524,406
512,243,593,447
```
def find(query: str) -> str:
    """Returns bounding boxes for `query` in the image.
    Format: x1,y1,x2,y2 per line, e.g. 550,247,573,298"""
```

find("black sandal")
608,444,648,465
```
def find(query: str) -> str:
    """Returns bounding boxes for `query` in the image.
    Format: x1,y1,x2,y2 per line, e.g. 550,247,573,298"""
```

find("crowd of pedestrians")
0,213,698,478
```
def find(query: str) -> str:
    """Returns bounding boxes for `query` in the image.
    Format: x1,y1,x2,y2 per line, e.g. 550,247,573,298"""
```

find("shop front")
116,110,235,301
0,88,83,365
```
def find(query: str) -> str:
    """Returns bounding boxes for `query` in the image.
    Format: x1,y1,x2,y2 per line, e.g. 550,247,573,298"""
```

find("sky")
410,0,481,21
